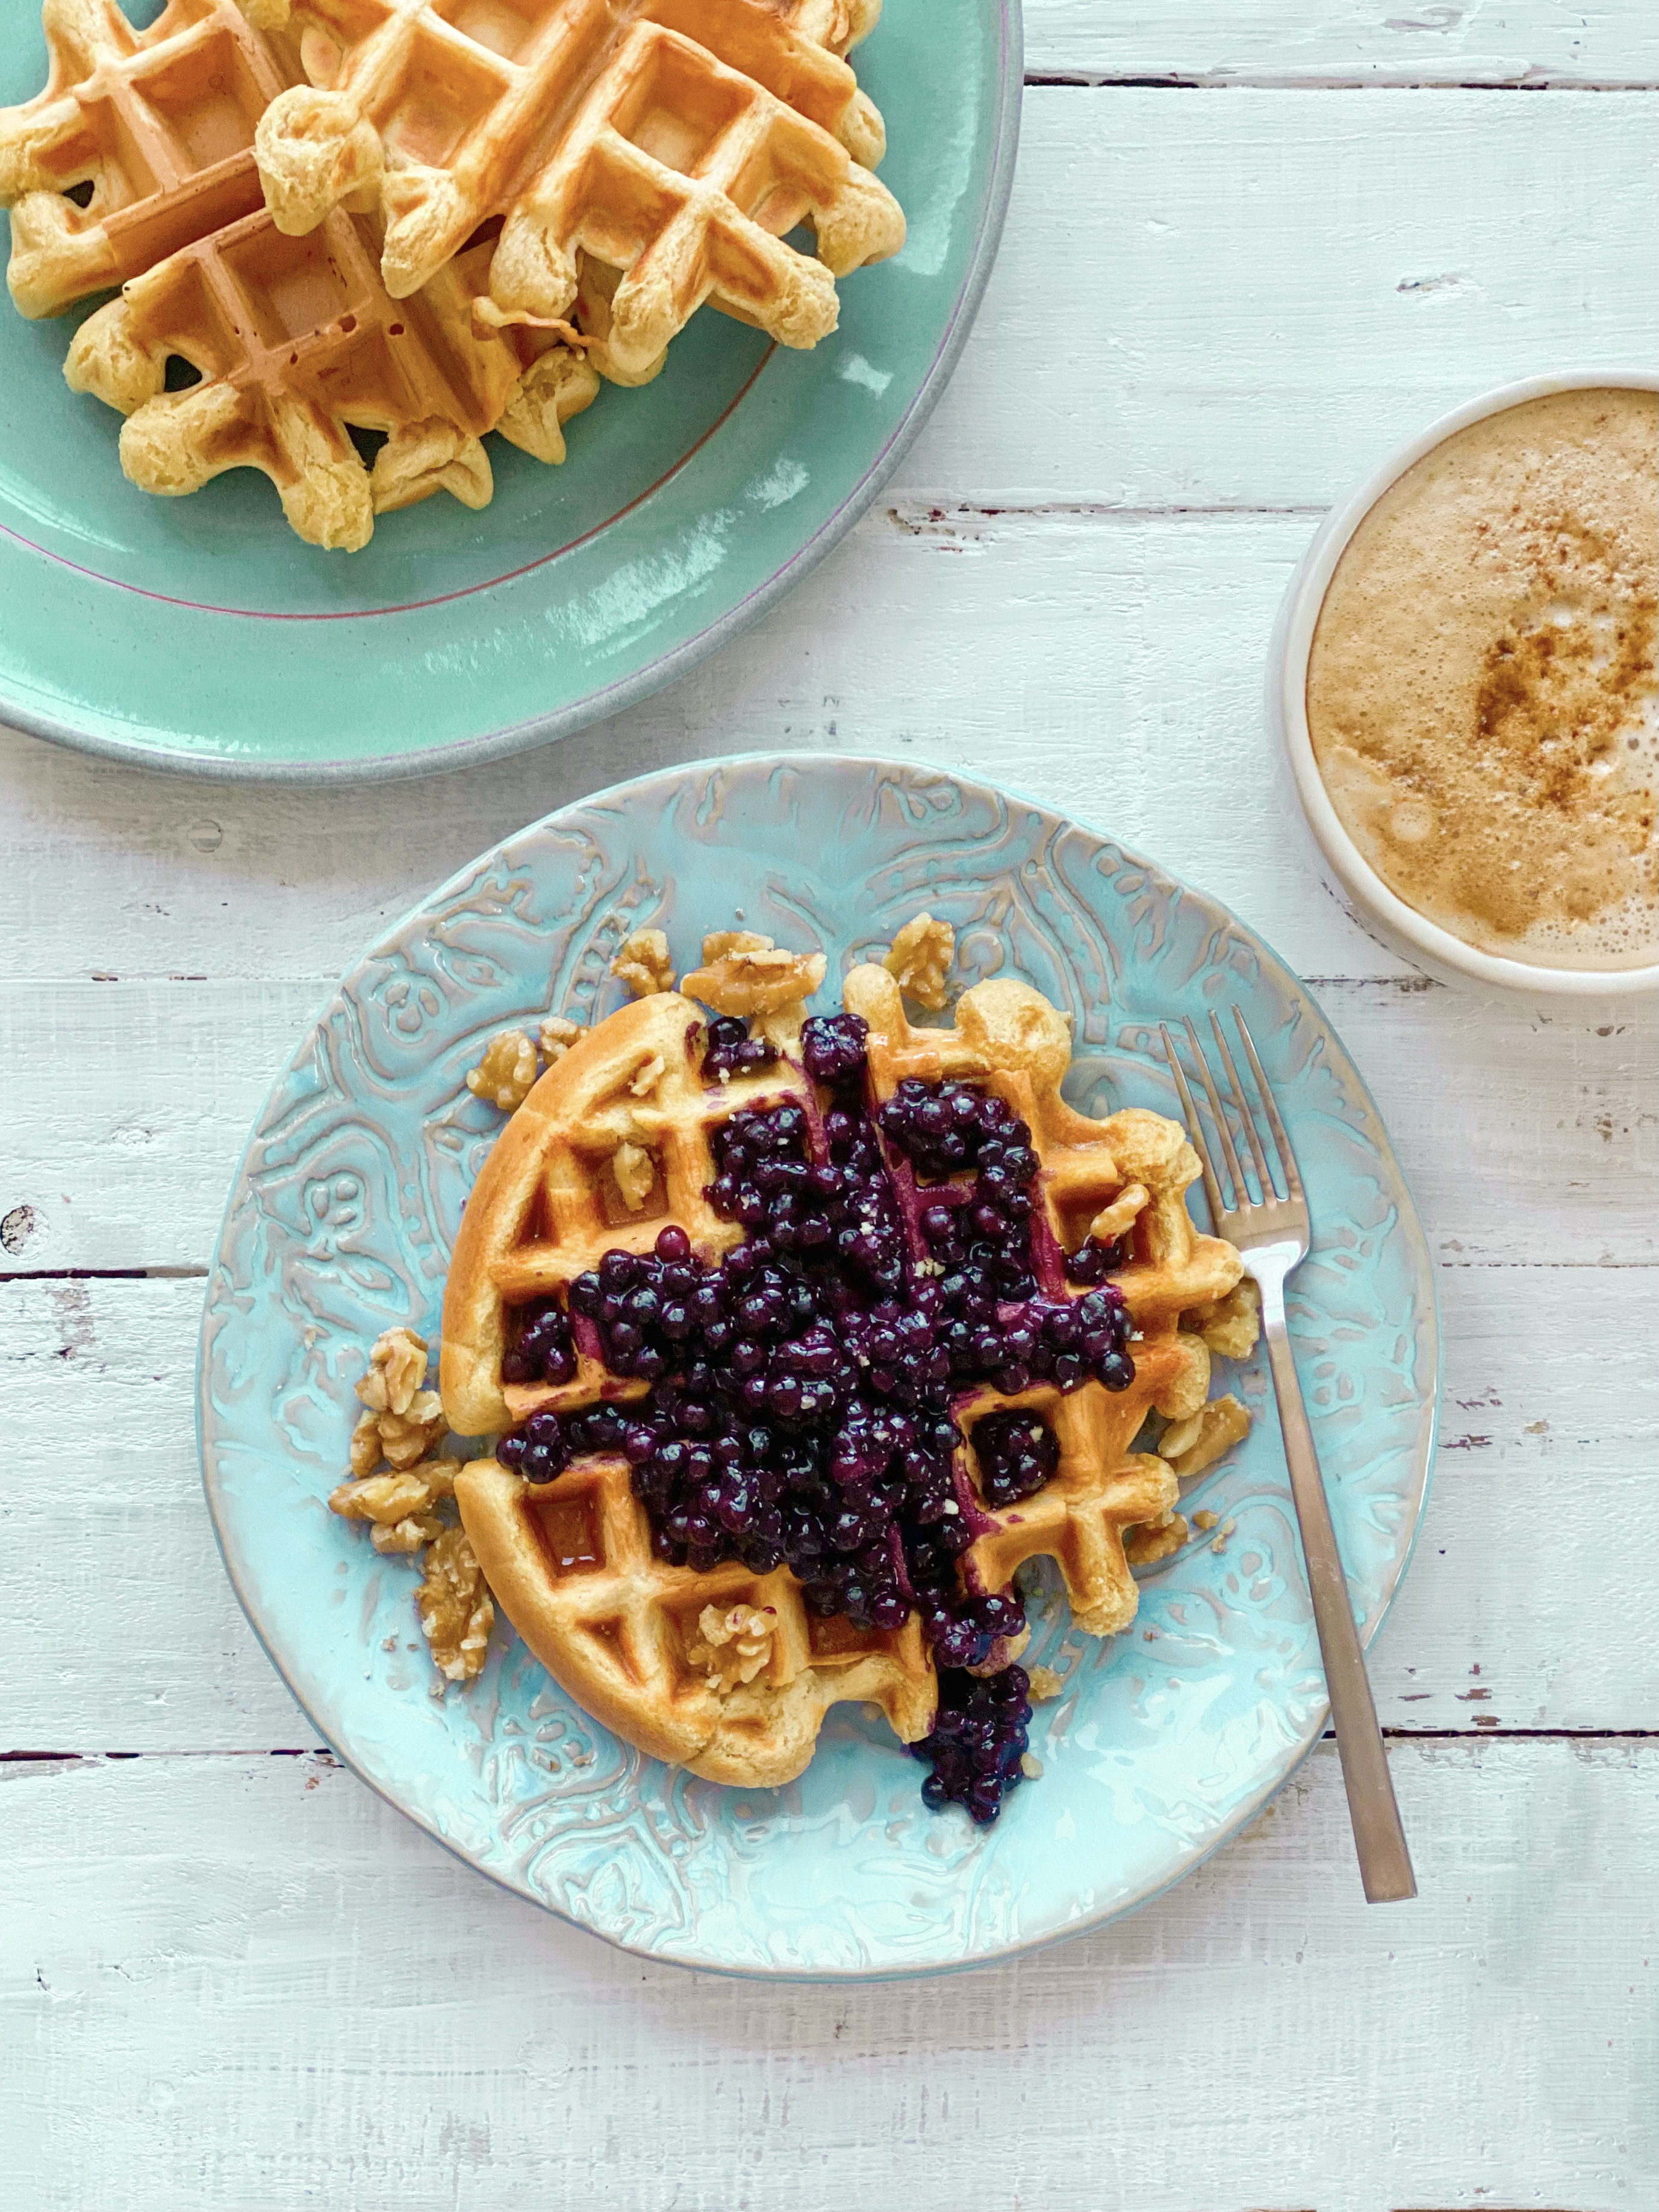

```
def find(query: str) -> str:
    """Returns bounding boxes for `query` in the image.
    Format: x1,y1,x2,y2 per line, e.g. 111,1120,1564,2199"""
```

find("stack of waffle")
0,0,904,547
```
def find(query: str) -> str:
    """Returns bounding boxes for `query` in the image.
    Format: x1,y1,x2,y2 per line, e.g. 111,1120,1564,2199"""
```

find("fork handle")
1256,1262,1418,1903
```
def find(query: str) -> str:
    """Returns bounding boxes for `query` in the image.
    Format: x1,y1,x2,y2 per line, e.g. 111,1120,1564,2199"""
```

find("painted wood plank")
1022,0,1659,85
905,87,1659,505
4,1739,1654,2210
1,974,1652,1275
5,1263,1654,1746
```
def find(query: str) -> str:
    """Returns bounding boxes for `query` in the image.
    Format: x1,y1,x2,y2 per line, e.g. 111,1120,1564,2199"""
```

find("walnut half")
466,1029,538,1111
354,1326,428,1418
680,933,827,1017
883,912,955,1011
329,1460,456,1557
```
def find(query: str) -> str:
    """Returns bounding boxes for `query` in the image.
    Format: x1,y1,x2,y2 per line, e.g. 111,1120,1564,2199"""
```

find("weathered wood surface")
1021,0,1659,83
2,11,1655,2207
5,1742,1654,2211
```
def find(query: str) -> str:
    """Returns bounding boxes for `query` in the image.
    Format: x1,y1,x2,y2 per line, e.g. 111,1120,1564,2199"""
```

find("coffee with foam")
1306,387,1658,971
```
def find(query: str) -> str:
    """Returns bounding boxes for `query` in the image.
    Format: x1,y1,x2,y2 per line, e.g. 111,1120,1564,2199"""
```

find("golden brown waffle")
240,0,904,382
845,966,1246,1639
0,0,301,317
448,988,932,1784
442,971,1251,1787
62,201,597,546
3,0,598,544
458,1457,934,1783
444,989,795,1435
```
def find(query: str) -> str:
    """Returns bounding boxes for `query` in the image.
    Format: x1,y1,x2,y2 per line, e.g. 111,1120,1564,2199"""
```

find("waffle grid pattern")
2,0,599,543
245,0,903,377
845,965,1242,1640
0,0,295,316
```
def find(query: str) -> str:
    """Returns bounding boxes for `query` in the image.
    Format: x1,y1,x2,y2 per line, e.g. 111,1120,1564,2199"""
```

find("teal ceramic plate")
0,2,1018,780
199,754,1439,1978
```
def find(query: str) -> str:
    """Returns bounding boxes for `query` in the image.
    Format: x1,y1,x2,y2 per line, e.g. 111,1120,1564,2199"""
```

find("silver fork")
1161,1010,1417,1904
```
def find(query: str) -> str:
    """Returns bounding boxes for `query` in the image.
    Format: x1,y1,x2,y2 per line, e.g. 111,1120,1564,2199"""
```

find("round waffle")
444,968,1249,1790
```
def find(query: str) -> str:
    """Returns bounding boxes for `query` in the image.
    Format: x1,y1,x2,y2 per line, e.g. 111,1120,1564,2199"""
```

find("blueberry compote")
496,1012,1136,1825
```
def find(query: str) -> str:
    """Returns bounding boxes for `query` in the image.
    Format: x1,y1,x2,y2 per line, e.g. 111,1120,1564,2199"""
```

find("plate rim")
196,747,1441,1978
0,2,1025,787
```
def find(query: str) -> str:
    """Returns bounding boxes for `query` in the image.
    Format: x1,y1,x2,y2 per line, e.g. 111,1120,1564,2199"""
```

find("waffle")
443,968,1251,1789
0,0,302,317
63,201,597,545
448,988,933,1786
4,0,597,546
240,0,905,383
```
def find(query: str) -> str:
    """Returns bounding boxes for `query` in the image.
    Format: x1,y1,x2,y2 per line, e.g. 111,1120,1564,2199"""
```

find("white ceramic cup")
1266,370,1659,999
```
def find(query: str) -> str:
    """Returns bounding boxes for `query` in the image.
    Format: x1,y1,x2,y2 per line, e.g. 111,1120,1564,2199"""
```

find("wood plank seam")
1024,72,1659,91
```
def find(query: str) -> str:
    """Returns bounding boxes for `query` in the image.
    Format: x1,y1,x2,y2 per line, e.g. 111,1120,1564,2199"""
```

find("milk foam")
1306,387,1659,971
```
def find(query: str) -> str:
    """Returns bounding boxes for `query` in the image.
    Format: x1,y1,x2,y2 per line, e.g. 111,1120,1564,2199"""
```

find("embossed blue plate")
199,755,1437,1976
0,0,1018,780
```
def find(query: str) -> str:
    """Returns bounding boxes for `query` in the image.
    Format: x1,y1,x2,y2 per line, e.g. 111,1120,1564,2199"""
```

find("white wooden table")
4,4,1657,2204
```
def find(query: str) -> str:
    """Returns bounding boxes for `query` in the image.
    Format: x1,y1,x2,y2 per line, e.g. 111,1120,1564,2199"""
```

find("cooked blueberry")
801,1013,869,1086
703,1017,776,1084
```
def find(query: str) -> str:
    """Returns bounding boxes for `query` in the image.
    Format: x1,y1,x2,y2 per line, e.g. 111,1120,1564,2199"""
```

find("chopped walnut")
699,930,773,963
417,1527,494,1683
1124,1513,1189,1568
1026,1664,1065,1702
1088,1183,1150,1245
331,1461,456,1557
1099,1108,1189,1185
1159,1394,1251,1480
680,934,827,1017
466,1029,538,1111
611,927,673,999
354,1326,428,1418
370,1514,444,1556
540,1013,583,1064
1183,1279,1262,1360
1192,1509,1220,1532
329,1460,456,1526
351,1389,447,1474
1019,1751,1045,1780
612,1139,655,1211
882,912,955,1011
686,1602,777,1692
628,1051,665,1097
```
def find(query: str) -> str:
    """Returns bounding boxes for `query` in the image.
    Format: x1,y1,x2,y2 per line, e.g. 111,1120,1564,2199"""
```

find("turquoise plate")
199,755,1439,1978
0,2,1018,779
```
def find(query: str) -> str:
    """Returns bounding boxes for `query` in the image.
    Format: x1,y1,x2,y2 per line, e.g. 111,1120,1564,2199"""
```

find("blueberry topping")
1067,1230,1128,1284
800,1012,870,1088
912,1663,1033,1823
501,1297,577,1387
703,1016,776,1084
971,1409,1061,1507
496,1062,1135,1821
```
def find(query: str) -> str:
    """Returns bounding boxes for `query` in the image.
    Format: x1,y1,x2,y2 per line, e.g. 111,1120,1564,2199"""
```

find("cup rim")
1268,369,1659,997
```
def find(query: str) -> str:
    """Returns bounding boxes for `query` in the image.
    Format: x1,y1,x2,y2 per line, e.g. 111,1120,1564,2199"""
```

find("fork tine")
1210,1010,1278,1201
1232,1009,1304,1204
1182,1015,1249,1207
1159,1024,1226,1227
